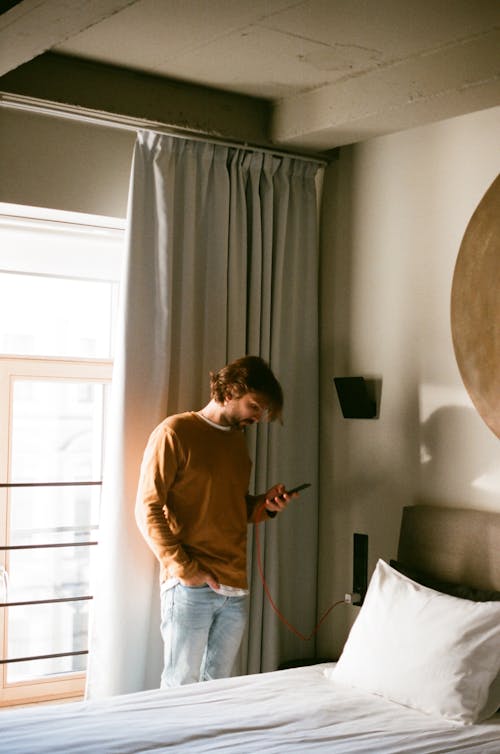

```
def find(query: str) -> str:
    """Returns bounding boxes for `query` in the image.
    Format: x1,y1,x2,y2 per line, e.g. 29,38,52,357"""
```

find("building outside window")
0,204,124,706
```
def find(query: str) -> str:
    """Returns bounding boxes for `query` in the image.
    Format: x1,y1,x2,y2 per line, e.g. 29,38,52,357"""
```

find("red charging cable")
255,506,345,641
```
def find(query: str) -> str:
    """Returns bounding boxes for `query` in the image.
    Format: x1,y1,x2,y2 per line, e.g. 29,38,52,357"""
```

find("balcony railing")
0,480,100,668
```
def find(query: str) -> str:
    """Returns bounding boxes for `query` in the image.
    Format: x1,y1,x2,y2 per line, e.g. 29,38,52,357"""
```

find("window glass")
7,603,89,683
6,378,107,684
10,379,106,484
0,273,116,359
0,204,123,359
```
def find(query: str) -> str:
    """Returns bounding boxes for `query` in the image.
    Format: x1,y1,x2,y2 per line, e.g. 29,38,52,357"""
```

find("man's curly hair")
209,355,283,422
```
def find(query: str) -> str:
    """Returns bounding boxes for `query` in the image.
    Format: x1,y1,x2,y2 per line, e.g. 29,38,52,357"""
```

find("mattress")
2,663,500,753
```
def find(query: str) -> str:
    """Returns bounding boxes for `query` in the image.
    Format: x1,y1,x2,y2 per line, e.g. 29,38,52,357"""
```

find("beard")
226,414,255,430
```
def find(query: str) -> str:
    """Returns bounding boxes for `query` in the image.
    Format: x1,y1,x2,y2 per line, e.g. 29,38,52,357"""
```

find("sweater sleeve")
135,424,201,581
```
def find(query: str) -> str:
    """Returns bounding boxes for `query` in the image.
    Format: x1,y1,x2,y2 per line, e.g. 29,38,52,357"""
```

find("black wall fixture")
352,533,369,606
333,376,381,419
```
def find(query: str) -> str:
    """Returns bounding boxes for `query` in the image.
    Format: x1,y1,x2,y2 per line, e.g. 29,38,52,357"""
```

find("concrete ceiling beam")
271,29,500,150
0,0,140,77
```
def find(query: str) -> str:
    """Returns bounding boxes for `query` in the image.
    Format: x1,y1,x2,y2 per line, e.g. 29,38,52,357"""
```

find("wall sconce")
333,376,381,419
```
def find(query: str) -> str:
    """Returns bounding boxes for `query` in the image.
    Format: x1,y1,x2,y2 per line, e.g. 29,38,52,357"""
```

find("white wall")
318,105,500,659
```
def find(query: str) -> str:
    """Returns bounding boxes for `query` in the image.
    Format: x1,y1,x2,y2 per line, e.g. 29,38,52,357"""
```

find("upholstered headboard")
397,504,500,592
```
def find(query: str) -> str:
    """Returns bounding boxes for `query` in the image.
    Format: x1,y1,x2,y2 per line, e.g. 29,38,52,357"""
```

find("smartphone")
285,483,311,495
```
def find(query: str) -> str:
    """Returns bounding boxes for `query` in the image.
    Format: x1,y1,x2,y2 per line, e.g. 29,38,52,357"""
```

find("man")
135,355,296,688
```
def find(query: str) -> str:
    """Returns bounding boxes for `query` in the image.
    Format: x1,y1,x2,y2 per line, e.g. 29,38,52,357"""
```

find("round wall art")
451,174,500,439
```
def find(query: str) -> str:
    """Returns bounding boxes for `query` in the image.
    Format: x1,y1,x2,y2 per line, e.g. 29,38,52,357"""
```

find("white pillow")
326,559,500,724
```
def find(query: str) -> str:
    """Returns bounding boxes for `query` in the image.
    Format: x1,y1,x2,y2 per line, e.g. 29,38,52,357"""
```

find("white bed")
2,504,500,754
2,663,500,754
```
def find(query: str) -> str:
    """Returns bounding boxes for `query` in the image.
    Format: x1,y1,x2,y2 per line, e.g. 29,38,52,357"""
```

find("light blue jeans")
160,583,248,687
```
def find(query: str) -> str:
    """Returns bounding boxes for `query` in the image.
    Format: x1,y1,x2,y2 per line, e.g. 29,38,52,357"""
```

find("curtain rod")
0,92,328,166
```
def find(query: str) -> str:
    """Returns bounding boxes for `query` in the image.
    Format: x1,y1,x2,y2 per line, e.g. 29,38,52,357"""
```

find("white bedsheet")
2,664,500,753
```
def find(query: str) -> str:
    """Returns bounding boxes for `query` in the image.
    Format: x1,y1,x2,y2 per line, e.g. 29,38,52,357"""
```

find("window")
0,204,124,706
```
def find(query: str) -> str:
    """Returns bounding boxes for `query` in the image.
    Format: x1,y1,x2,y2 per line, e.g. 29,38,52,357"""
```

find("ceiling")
1,0,499,153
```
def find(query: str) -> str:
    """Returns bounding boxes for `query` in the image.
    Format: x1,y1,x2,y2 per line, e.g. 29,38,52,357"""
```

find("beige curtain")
86,132,321,698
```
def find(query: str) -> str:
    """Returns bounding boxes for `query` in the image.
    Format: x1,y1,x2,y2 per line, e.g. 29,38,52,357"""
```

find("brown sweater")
135,412,269,588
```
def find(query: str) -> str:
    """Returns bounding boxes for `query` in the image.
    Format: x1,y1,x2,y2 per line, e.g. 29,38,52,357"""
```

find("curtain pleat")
86,133,320,699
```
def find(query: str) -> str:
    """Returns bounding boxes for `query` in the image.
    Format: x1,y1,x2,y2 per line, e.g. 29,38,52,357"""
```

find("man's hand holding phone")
264,482,311,514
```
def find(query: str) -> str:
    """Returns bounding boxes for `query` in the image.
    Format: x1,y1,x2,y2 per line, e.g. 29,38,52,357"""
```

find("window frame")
0,203,123,707
0,355,113,707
